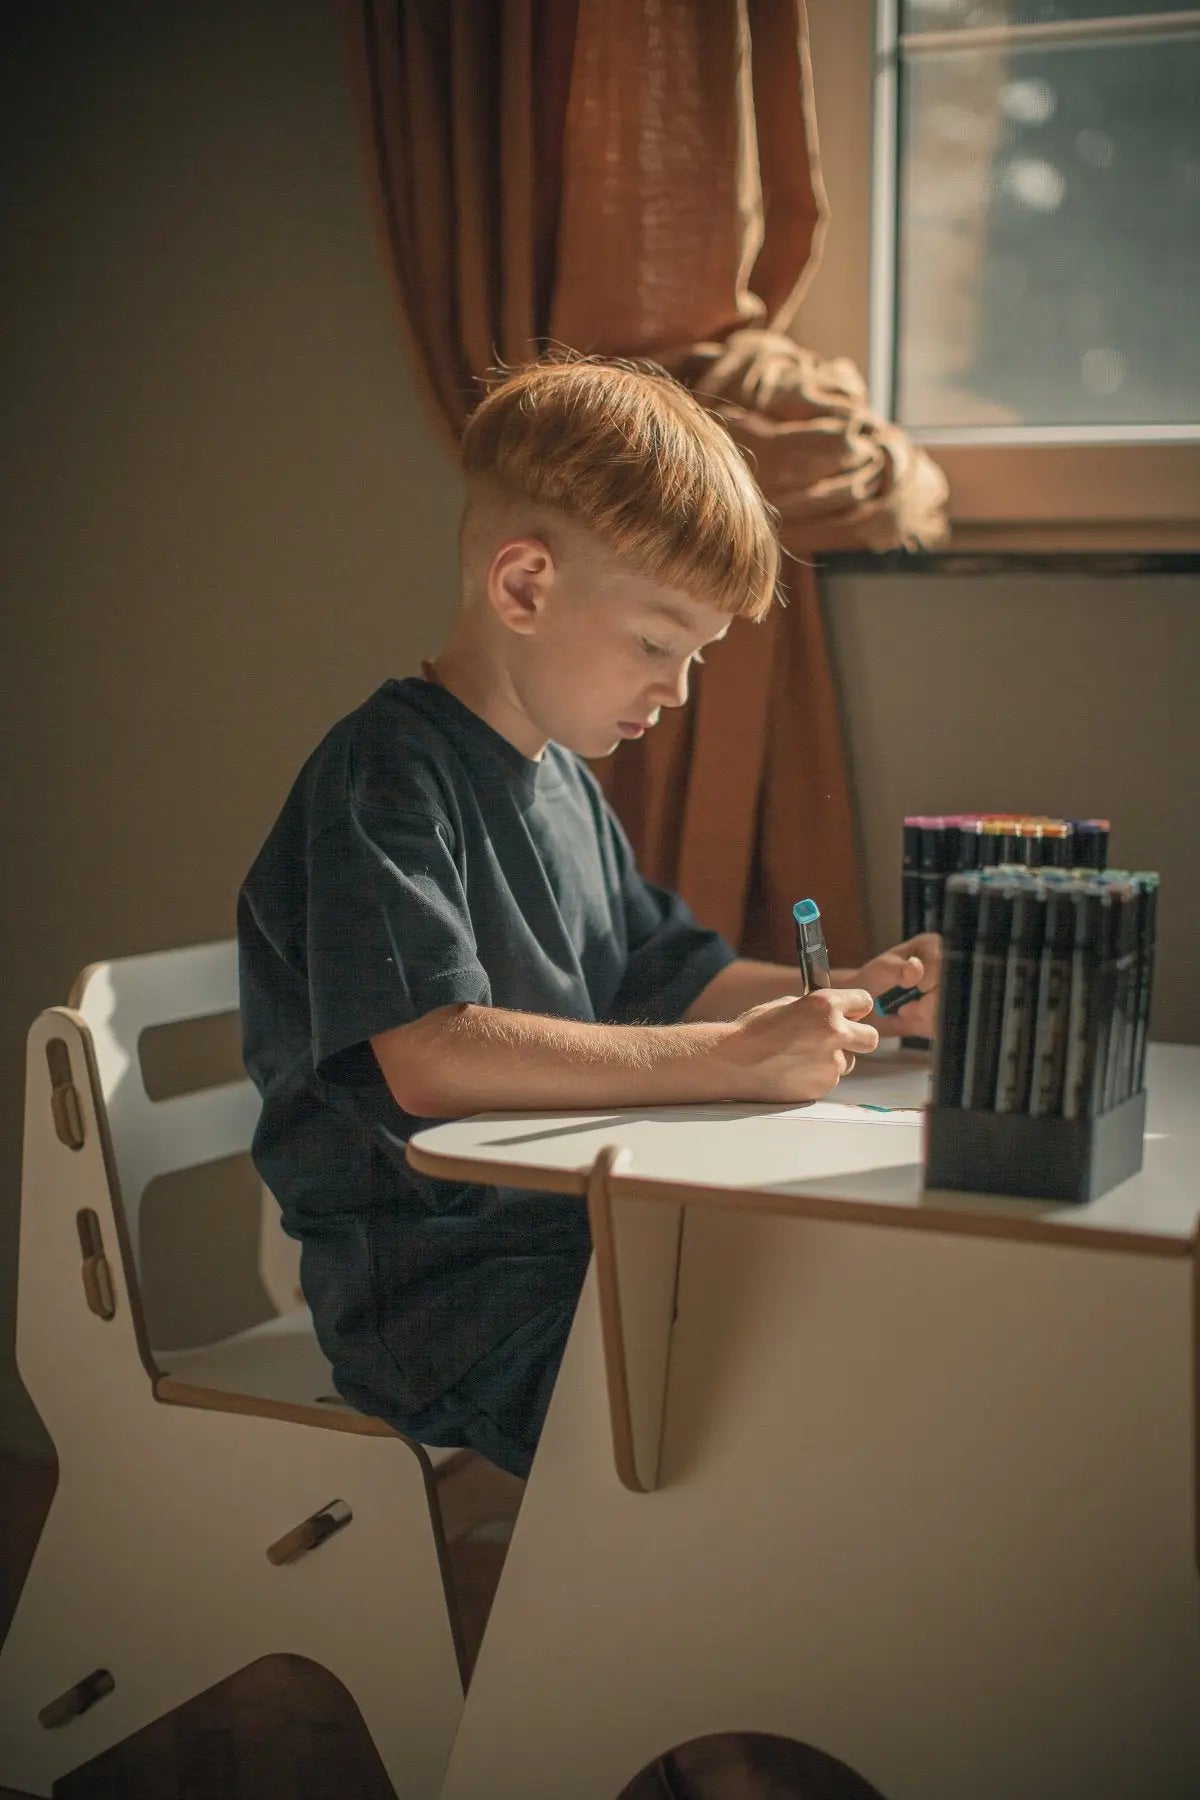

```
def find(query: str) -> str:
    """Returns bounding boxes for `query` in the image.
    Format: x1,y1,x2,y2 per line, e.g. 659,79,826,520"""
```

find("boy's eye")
638,637,706,665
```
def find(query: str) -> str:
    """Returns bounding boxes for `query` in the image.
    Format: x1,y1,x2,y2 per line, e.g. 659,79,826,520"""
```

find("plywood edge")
66,963,104,1011
153,1375,413,1444
645,1176,1189,1259
586,1148,646,1493
1192,1223,1200,1581
408,1136,1187,1259
406,1141,589,1195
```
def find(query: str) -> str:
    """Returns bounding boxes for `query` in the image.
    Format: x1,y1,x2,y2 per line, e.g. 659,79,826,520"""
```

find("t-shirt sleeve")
601,801,737,1025
306,803,491,1084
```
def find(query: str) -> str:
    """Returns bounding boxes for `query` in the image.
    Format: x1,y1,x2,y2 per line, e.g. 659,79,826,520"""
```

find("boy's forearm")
682,957,807,1021
375,1003,736,1118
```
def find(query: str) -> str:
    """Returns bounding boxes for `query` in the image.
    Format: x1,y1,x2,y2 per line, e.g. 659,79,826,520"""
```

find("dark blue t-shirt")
237,677,735,1428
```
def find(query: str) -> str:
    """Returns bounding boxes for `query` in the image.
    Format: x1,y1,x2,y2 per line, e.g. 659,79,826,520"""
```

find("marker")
792,898,832,996
1103,881,1138,1109
1092,882,1124,1111
874,983,931,1017
954,818,985,871
1029,884,1074,1116
918,816,951,933
979,820,1010,868
962,882,1016,1110
902,817,925,937
933,874,981,1108
1000,822,1030,864
902,815,950,1052
1019,822,1045,866
1130,873,1159,1095
1040,820,1071,867
1063,884,1110,1120
994,882,1045,1112
1070,819,1109,870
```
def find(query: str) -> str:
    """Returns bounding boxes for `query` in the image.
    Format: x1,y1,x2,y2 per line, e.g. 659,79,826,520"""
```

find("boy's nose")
653,666,691,708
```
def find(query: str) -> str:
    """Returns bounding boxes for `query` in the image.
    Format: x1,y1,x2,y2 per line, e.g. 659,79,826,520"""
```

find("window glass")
894,32,1200,427
902,3,1199,33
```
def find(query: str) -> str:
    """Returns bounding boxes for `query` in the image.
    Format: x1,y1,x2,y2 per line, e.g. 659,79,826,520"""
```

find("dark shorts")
336,1297,580,1478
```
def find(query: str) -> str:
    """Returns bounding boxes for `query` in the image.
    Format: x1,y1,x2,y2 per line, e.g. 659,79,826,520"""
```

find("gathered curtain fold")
341,0,949,969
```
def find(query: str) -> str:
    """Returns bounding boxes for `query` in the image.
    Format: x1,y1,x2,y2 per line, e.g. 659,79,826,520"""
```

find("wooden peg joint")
38,1669,115,1729
46,1037,85,1149
267,1498,352,1565
76,1209,116,1320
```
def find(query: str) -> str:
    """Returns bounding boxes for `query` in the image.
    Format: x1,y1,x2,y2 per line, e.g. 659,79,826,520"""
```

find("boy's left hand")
849,933,942,1040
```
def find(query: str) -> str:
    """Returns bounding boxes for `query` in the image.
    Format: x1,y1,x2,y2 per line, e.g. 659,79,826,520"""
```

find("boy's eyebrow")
648,601,731,642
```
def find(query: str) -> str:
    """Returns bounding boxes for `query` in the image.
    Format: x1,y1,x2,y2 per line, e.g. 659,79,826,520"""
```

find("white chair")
0,943,521,1798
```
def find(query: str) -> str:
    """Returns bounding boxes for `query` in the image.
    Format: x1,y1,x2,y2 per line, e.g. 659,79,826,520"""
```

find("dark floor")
0,1454,503,1800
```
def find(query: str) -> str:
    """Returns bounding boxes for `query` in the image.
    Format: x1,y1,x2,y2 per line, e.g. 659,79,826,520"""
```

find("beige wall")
3,1,1195,1459
823,571,1200,1049
0,0,462,1454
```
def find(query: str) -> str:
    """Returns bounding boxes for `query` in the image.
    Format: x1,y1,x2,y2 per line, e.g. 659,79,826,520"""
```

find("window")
803,2,1200,546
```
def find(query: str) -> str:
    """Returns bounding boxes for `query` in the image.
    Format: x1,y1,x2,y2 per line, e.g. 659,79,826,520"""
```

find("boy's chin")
592,734,631,759
558,727,623,759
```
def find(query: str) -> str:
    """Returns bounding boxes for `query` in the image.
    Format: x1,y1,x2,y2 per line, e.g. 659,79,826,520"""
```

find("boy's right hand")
717,989,880,1103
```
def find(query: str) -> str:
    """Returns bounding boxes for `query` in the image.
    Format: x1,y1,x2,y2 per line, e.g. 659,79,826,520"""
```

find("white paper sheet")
768,1102,925,1126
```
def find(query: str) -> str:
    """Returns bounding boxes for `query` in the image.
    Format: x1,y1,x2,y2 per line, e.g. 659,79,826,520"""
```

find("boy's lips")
617,713,659,737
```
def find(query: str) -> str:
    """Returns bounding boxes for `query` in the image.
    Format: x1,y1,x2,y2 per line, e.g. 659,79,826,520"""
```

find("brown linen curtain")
341,0,948,969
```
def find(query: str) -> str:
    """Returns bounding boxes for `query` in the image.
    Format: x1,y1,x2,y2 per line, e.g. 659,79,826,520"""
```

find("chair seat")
153,1310,460,1476
154,1310,446,1461
156,1304,343,1408
155,1307,458,1466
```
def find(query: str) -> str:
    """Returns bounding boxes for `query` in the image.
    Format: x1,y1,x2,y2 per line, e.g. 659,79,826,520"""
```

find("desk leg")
587,1148,682,1495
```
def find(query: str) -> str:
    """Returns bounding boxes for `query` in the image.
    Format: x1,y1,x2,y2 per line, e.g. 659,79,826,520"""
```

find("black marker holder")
923,1088,1146,1205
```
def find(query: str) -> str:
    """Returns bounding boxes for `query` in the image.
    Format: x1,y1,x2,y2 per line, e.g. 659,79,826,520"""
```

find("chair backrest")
70,941,262,1276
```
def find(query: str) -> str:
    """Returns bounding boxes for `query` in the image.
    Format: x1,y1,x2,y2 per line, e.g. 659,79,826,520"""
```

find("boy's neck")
421,638,549,763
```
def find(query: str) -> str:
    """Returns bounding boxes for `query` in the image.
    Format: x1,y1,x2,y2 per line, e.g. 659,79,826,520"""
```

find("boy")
237,356,938,1480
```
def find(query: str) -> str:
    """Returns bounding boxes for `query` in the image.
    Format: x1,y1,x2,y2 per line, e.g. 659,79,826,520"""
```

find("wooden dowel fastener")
46,1038,85,1150
38,1669,115,1729
266,1498,352,1565
76,1209,116,1320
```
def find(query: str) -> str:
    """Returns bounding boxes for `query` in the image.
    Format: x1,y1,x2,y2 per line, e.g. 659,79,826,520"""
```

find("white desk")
410,1042,1200,1252
412,1044,1200,1800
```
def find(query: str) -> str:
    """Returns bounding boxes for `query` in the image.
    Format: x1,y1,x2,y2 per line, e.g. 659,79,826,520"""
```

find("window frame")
800,0,1200,550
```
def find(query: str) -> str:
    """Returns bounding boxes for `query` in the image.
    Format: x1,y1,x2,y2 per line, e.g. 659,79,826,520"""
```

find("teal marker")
792,898,832,995
874,982,926,1017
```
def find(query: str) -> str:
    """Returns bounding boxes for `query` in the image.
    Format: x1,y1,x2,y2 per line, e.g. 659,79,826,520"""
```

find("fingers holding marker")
842,1013,881,1053
799,988,878,1045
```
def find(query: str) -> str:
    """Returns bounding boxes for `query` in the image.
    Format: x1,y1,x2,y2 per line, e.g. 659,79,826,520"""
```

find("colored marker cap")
792,898,821,925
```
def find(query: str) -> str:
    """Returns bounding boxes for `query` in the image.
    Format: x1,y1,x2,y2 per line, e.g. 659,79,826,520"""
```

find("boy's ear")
487,537,555,636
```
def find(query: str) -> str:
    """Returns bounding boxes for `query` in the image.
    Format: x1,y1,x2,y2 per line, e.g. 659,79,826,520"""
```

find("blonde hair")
460,354,780,622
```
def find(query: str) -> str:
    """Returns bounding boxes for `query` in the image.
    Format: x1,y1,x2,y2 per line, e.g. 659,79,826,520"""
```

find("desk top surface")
408,1042,1200,1253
